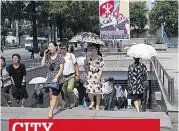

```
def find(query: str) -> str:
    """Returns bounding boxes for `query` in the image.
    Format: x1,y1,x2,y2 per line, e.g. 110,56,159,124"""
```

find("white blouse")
0,68,11,88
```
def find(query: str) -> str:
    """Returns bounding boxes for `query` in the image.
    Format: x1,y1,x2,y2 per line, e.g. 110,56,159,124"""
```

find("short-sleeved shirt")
46,54,65,84
83,43,88,49
62,53,77,76
0,67,11,88
9,64,26,87
102,81,113,94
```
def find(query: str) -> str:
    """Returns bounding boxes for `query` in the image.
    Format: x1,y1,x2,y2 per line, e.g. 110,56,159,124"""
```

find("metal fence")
151,56,175,105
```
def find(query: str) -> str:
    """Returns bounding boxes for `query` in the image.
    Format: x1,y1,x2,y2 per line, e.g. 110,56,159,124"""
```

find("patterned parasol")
70,32,105,45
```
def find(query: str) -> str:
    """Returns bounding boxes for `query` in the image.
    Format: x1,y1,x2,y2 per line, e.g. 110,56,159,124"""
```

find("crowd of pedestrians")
1,41,149,119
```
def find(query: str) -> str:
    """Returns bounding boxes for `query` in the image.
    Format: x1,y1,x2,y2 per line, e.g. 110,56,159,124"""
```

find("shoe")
69,103,76,109
127,105,132,109
96,106,100,111
60,102,66,111
89,102,95,110
8,100,12,104
68,92,76,109
16,99,20,104
48,113,53,119
64,93,70,109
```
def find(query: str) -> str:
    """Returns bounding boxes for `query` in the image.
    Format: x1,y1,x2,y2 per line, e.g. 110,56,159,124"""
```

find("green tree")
81,1,99,35
1,1,26,46
48,1,99,39
149,1,178,37
130,1,148,38
1,1,49,52
48,1,69,40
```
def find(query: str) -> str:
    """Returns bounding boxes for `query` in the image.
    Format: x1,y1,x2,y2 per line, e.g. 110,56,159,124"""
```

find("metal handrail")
151,56,175,105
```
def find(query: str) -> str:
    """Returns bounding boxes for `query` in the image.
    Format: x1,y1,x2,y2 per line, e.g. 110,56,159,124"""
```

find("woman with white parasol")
127,43,157,112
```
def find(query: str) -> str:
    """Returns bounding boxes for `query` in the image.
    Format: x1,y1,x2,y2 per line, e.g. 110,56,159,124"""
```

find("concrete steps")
1,106,173,131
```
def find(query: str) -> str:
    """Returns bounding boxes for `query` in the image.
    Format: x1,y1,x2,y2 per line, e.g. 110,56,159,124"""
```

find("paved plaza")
1,106,172,131
1,47,178,131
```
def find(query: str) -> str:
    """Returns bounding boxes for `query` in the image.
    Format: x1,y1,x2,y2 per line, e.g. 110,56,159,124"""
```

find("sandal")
96,106,100,111
8,100,12,104
89,102,95,110
48,113,53,119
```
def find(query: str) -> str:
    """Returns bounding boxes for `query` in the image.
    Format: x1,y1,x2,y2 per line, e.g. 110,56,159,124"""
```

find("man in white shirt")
102,77,115,111
60,42,79,109
115,84,128,109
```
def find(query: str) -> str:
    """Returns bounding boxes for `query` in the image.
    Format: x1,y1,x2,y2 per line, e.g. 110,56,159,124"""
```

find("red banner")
9,119,160,131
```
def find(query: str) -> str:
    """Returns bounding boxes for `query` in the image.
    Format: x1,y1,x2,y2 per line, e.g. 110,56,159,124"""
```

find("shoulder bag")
70,53,76,73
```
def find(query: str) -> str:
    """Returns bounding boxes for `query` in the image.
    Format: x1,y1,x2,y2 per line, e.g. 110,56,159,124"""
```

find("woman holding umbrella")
84,44,104,110
127,57,148,112
127,43,157,112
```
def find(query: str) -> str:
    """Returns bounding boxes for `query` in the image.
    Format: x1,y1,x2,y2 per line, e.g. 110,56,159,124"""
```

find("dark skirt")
130,94,143,102
12,85,28,100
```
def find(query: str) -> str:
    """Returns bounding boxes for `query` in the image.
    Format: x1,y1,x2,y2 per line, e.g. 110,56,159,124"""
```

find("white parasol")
29,77,47,84
127,43,157,59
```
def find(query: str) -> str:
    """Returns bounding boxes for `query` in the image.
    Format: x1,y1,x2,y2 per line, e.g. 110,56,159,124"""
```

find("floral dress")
85,55,104,95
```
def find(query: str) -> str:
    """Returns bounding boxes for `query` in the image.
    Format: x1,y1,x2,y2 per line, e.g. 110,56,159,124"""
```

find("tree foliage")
129,1,148,37
1,1,99,43
149,1,178,37
48,1,99,39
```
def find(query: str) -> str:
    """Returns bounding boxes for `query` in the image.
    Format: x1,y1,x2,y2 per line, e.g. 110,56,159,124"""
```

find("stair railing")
150,56,175,105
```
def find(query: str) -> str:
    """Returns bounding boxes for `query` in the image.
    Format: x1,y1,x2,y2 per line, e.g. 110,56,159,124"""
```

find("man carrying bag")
60,42,79,109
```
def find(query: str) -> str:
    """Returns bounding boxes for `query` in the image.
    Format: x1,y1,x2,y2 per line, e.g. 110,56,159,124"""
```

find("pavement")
1,106,172,131
1,47,84,70
0,46,177,131
1,47,82,63
1,48,32,63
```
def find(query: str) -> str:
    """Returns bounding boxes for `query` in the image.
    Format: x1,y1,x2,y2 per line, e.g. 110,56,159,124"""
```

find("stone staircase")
1,106,173,131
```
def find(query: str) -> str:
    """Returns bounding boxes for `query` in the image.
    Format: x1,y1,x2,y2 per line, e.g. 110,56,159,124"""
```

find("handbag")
47,82,59,90
69,53,77,86
46,75,64,90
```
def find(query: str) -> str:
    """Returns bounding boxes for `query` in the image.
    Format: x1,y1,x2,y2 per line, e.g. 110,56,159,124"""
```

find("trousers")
62,75,76,106
103,93,113,110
